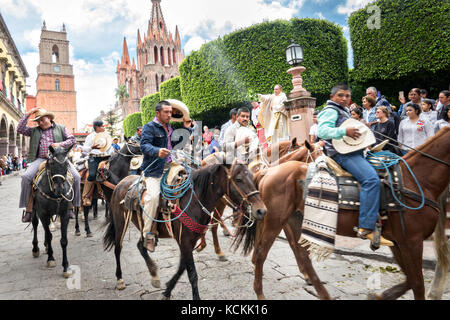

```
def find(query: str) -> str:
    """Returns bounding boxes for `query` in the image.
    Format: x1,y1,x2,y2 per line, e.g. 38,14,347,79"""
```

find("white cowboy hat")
332,118,376,154
166,99,191,122
32,108,55,121
130,155,143,170
93,132,113,153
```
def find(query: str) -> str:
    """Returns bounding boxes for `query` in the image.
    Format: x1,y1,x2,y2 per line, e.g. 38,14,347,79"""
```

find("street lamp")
285,40,309,98
285,41,304,67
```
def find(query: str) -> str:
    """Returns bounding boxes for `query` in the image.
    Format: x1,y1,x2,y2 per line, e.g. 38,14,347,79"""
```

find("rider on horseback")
140,101,173,252
17,108,81,223
317,84,394,247
81,120,113,207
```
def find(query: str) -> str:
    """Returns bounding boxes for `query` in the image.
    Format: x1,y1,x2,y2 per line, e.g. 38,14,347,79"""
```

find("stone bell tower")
36,22,78,132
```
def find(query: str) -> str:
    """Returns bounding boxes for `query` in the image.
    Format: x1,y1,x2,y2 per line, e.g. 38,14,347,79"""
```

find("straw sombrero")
93,132,113,153
32,109,55,121
332,118,376,154
166,99,191,122
130,155,143,170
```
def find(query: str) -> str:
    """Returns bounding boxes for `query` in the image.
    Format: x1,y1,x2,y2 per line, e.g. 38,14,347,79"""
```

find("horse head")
304,139,324,162
224,161,267,221
123,141,142,157
47,144,72,196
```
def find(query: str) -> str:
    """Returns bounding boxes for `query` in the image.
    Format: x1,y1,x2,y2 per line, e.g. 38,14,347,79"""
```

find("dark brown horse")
103,162,266,300
234,127,450,300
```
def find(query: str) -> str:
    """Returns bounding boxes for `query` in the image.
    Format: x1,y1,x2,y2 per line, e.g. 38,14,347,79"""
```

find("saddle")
303,156,405,214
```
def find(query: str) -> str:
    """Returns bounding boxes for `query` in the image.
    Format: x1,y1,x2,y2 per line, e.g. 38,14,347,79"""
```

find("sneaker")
22,211,32,223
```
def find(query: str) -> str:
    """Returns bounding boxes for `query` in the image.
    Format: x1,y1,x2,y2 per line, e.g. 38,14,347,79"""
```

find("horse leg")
137,239,160,288
284,218,331,300
162,256,187,300
74,207,81,236
114,245,126,290
398,239,426,300
251,221,282,300
212,205,227,261
184,251,201,300
93,198,98,219
105,200,109,219
32,210,40,258
84,205,93,237
42,218,56,268
60,211,71,277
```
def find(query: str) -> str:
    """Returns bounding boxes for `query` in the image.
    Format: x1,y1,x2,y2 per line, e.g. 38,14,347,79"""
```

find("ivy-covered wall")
160,77,182,101
141,92,161,126
123,112,142,138
349,0,450,103
179,18,348,127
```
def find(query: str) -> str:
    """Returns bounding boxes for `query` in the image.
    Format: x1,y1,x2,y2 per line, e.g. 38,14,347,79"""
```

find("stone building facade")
117,0,184,117
0,13,29,157
35,22,78,133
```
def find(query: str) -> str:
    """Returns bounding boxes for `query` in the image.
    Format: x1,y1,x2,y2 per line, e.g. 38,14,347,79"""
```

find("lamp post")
283,41,315,142
285,41,310,98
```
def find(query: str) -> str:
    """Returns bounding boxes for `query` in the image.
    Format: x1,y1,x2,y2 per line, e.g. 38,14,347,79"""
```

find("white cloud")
316,12,326,20
337,0,374,16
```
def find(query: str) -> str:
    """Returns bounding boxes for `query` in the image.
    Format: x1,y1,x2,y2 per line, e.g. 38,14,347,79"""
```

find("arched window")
52,45,59,63
55,79,60,91
167,48,172,66
160,47,165,66
154,46,158,64
172,48,176,65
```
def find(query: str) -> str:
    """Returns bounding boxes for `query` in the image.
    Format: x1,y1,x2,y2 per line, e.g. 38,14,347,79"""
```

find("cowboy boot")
22,191,34,223
82,181,94,207
144,233,156,252
354,227,394,247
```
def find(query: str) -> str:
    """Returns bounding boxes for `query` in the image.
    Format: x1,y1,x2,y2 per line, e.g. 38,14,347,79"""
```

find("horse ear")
49,145,55,154
305,140,312,150
291,137,298,147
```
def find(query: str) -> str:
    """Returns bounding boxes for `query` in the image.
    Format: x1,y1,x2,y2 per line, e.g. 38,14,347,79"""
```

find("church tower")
117,0,184,117
36,22,77,132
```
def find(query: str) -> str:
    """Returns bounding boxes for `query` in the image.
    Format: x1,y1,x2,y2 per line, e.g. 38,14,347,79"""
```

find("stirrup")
353,226,371,240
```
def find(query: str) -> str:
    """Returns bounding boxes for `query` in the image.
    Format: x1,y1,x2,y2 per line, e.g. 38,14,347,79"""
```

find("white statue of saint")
257,84,289,145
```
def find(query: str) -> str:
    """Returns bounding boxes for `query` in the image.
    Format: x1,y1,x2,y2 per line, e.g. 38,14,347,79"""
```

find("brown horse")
234,127,450,300
103,162,266,300
196,138,309,260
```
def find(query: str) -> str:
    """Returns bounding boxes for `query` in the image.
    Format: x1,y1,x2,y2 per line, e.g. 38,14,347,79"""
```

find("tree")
115,84,129,103
105,109,119,137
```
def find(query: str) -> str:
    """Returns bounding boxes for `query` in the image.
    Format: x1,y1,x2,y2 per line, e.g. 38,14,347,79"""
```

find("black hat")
93,120,104,130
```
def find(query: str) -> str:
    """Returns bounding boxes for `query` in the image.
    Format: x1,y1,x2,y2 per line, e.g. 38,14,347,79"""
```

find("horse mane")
402,126,450,162
191,164,223,195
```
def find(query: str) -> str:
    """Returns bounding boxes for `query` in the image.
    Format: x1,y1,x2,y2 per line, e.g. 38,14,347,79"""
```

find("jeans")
332,150,380,230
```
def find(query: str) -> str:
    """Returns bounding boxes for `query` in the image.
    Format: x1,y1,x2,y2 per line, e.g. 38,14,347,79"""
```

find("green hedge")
160,77,182,101
123,112,142,138
179,18,348,126
349,0,450,101
140,92,161,125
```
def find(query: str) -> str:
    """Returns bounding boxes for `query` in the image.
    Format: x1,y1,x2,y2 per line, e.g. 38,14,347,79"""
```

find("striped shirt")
17,114,76,159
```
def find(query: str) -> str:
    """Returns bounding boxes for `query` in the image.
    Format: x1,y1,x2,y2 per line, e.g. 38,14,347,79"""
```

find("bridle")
223,160,260,226
118,142,141,158
306,144,323,163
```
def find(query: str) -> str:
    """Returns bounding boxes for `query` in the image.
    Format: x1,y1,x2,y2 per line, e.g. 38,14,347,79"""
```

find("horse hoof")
218,255,228,262
196,246,205,253
75,231,81,236
32,250,40,258
367,292,383,300
116,279,126,290
47,261,56,268
151,279,161,288
160,294,170,300
86,232,93,238
63,271,73,279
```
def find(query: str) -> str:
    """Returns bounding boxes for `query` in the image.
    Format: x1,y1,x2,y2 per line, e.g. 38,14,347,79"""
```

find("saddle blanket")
298,156,339,261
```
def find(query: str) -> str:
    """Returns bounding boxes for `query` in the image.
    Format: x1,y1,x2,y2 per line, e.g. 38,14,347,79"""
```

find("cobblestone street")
0,173,449,301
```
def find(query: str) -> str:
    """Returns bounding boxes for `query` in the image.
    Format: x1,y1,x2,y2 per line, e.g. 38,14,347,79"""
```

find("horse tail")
427,186,449,299
102,212,116,252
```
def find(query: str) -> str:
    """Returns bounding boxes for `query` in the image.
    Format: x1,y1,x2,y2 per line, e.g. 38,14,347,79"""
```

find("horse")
103,161,267,300
234,127,450,300
196,139,323,261
75,141,142,237
31,145,75,278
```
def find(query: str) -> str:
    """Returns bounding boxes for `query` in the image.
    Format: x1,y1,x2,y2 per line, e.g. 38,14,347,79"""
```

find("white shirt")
82,131,113,157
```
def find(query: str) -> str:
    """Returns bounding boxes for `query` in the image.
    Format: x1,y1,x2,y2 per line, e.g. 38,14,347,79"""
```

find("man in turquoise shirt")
317,84,394,247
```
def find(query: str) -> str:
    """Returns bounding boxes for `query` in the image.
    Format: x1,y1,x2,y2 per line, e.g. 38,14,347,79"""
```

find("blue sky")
0,0,373,128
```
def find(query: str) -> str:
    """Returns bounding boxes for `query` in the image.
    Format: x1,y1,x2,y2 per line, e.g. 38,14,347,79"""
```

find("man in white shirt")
81,120,113,206
258,85,289,145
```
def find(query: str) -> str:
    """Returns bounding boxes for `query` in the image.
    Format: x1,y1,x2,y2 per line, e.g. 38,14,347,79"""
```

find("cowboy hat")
93,132,113,153
130,155,143,170
166,99,191,122
332,118,376,154
32,108,55,121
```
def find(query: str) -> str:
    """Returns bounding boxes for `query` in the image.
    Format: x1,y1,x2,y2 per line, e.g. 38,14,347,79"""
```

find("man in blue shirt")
112,138,121,152
318,84,394,247
140,101,173,252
